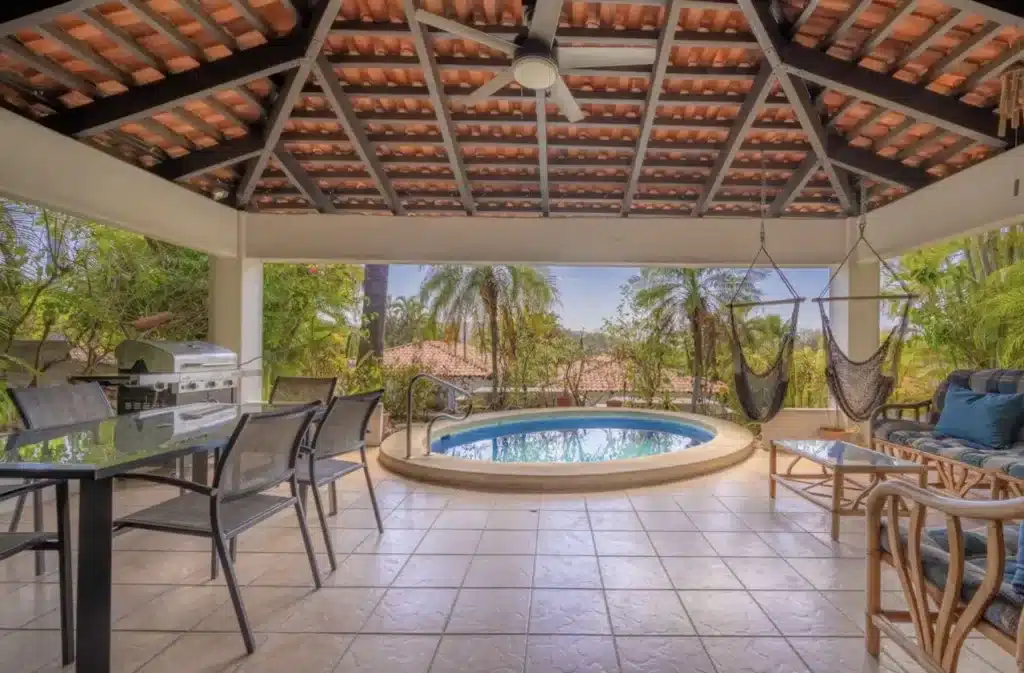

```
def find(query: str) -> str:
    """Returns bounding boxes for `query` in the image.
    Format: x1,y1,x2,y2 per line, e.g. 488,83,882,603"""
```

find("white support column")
209,254,264,403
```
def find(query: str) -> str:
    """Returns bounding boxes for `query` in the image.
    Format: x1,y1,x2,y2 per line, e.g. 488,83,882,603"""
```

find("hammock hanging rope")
813,184,915,423
725,179,805,423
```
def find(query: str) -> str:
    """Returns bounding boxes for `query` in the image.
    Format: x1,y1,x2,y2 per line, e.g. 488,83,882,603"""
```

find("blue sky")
389,265,831,331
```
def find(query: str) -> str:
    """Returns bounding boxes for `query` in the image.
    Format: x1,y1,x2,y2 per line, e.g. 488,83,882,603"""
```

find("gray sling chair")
268,376,339,405
0,480,74,665
6,382,114,575
299,390,385,571
113,404,323,654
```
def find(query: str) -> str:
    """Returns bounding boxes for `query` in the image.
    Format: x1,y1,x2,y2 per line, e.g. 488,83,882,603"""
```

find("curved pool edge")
378,408,755,493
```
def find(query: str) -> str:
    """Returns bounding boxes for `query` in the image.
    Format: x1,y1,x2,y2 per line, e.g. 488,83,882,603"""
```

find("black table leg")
76,478,114,673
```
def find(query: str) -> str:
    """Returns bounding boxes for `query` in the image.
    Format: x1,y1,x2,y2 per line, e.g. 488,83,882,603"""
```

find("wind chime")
998,35,1023,137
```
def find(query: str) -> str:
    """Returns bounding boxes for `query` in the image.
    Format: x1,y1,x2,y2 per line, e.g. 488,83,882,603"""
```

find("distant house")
560,354,727,403
383,340,492,390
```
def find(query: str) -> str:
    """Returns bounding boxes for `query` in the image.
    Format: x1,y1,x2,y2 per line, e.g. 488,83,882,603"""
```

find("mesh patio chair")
6,382,113,574
268,376,338,405
113,404,323,654
0,480,74,665
300,390,384,571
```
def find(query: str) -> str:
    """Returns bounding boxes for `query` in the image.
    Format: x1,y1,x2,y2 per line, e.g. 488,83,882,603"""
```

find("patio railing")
405,373,474,458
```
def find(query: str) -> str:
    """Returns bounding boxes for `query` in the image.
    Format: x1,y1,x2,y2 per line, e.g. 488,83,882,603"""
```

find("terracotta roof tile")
384,340,491,378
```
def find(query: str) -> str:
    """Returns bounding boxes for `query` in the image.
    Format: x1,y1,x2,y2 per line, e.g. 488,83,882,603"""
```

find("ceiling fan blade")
463,68,517,105
413,10,517,56
528,0,563,46
558,47,658,71
549,77,584,122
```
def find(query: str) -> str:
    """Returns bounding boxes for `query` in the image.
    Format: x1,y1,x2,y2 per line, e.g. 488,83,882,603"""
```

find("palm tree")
420,265,558,398
359,264,389,359
631,268,760,411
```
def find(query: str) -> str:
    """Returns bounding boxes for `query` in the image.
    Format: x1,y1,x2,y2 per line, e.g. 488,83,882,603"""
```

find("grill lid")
115,340,238,373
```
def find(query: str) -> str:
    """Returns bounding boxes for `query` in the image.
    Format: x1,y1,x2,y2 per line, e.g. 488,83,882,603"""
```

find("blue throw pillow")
935,385,1024,450
1015,524,1024,594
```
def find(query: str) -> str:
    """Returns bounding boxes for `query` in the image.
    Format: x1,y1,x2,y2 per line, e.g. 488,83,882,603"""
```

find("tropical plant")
420,265,558,402
386,295,441,346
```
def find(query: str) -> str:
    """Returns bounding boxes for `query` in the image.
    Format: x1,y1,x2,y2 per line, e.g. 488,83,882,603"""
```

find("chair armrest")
116,473,215,496
868,480,1024,522
0,479,60,502
869,400,934,441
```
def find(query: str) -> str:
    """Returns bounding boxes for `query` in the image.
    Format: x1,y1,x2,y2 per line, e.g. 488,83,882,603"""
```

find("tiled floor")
0,448,1016,673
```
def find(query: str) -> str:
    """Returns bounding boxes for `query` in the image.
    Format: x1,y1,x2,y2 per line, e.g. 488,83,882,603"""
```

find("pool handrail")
405,373,474,458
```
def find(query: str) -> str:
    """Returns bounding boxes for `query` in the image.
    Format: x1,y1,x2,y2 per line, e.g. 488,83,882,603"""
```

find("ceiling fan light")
513,55,558,90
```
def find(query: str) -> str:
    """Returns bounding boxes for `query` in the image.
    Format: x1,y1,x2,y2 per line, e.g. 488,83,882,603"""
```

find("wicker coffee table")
769,439,928,540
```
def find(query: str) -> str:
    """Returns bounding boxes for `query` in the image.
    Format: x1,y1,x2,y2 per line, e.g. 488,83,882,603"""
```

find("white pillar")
209,255,264,403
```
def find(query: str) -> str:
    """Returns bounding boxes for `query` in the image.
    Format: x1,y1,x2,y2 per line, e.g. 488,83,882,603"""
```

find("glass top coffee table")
769,439,927,540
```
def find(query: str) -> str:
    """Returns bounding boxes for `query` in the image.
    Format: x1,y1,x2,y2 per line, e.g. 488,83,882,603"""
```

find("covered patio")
0,0,1022,671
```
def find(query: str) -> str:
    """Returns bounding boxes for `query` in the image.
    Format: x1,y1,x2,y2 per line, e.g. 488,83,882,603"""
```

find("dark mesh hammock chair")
726,221,804,423
814,194,914,423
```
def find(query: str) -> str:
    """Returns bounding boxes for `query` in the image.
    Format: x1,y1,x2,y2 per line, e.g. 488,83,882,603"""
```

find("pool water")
430,414,714,463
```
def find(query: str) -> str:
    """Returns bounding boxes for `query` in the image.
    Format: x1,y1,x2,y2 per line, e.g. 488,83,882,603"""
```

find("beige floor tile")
353,530,426,555
136,632,262,673
701,637,810,673
246,553,329,587
477,530,538,555
539,496,588,511
537,530,593,555
236,528,310,553
485,511,539,530
363,588,458,633
967,638,1021,673
787,559,900,591
26,583,171,630
233,634,352,673
34,631,181,673
723,558,813,591
529,589,611,635
677,591,777,636
885,640,1002,673
718,497,778,513
112,551,211,584
733,512,803,532
415,530,483,555
115,586,227,631
394,555,472,588
326,554,409,587
430,634,527,673
0,583,61,628
589,512,643,531
605,591,694,636
398,494,451,510
647,532,716,557
271,587,385,633
593,532,655,556
788,637,905,673
195,587,311,632
383,509,441,529
598,557,671,590
661,558,743,590
784,512,834,534
433,510,490,529
538,511,590,530
0,629,65,672
751,591,861,636
586,497,633,511
628,495,684,512
446,589,531,634
332,634,439,673
490,496,543,511
333,509,391,530
636,511,696,532
525,635,619,673
673,495,730,512
615,636,715,673
114,530,212,552
446,496,498,511
757,532,836,558
702,532,778,557
533,556,603,589
820,591,907,631
684,512,752,532
464,555,534,588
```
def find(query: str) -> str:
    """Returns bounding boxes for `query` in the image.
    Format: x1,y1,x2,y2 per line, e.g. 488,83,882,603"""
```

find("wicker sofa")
870,369,1024,498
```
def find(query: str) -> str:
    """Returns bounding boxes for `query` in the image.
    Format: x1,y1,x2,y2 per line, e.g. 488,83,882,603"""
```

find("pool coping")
378,407,755,492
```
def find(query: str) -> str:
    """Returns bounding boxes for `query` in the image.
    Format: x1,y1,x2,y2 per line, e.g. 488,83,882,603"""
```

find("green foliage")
386,296,441,346
381,362,435,421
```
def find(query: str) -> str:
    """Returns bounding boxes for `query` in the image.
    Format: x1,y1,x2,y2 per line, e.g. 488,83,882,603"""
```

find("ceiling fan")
412,0,658,122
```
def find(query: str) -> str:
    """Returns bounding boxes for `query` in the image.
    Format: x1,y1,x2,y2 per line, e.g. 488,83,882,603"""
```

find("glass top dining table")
0,401,324,673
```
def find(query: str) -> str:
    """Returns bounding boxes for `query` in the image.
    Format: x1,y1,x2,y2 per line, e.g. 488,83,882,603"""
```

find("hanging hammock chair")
814,186,914,423
726,216,805,424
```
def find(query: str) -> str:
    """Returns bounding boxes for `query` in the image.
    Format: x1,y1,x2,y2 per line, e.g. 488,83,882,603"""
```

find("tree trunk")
690,310,703,413
359,264,389,359
488,302,501,400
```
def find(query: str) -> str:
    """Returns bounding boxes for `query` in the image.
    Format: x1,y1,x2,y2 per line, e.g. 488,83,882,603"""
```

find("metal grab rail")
405,373,474,458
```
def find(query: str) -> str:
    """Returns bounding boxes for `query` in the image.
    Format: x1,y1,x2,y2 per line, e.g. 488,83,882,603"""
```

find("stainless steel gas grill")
72,340,240,414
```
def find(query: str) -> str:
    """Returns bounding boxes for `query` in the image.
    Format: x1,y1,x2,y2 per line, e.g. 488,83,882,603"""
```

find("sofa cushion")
879,521,1023,639
932,370,1024,442
935,385,1024,449
877,428,1024,479
873,418,933,444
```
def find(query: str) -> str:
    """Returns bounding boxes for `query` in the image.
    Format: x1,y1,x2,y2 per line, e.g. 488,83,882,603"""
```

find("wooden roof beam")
536,91,549,215
0,1,104,38
152,135,264,180
770,155,817,216
0,36,97,93
695,63,775,213
78,8,165,74
923,21,1000,80
235,0,345,206
402,0,474,214
45,38,307,136
273,146,336,213
956,41,1024,95
825,136,933,189
121,0,205,62
313,56,404,214
822,0,872,48
891,9,963,73
780,41,1004,146
622,0,687,213
738,0,857,214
